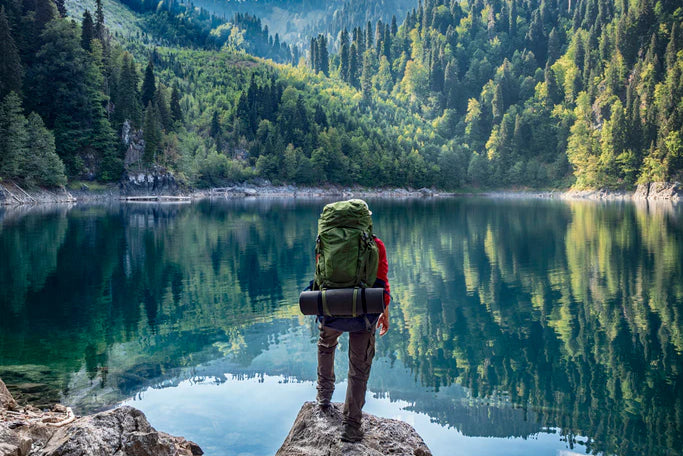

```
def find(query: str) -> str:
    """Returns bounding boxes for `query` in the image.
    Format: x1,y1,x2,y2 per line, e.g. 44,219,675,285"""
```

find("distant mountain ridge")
191,0,416,48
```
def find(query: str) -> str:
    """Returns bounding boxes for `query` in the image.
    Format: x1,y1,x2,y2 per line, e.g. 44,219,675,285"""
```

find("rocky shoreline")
1,177,681,205
0,378,203,456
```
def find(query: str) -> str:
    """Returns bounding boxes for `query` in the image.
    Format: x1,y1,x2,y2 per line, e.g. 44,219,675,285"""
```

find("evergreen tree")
141,59,156,109
25,112,66,186
210,109,221,139
29,19,96,171
81,10,95,52
114,53,142,127
365,21,373,50
0,7,22,100
509,0,517,36
143,102,161,164
361,52,373,104
170,86,182,124
54,0,66,18
95,0,105,41
0,91,27,179
339,29,350,82
316,34,329,76
154,86,171,132
349,43,359,88
34,0,57,36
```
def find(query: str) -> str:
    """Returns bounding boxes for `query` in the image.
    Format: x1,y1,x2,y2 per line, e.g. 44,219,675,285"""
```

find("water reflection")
0,198,681,456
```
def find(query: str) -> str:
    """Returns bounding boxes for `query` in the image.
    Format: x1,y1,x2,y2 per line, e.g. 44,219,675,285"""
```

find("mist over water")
1,198,681,456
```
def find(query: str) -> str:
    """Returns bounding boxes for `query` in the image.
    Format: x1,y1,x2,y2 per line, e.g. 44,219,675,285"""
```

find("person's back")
312,199,390,443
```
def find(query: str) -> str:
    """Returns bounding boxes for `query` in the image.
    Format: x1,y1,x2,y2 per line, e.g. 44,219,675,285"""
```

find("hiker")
312,199,391,443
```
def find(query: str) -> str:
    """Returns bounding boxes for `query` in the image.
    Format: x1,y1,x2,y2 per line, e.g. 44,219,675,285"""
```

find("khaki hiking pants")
316,325,376,428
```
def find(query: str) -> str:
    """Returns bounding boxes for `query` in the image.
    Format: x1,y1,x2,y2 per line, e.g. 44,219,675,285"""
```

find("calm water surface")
0,198,681,456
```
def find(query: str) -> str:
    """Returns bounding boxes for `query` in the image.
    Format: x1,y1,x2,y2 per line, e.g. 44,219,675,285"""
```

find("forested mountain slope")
0,0,680,190
319,0,682,189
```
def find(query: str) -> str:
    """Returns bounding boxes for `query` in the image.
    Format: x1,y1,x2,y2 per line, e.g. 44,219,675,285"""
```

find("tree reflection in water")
0,198,680,456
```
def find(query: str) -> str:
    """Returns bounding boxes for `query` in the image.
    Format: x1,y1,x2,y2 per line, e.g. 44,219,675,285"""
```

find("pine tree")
34,0,57,36
54,0,66,17
382,25,392,61
25,112,66,186
310,37,318,72
547,27,561,63
154,87,171,131
509,0,517,37
29,19,94,170
210,110,221,139
81,10,95,51
340,29,350,82
95,0,105,41
365,21,373,50
143,102,161,164
0,92,27,179
141,59,156,110
361,52,373,104
317,34,329,76
665,22,679,71
444,60,458,109
114,53,142,127
0,7,23,100
170,86,182,124
349,43,359,88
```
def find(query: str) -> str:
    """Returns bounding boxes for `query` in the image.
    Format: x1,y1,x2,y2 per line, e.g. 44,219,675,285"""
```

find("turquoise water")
0,198,681,456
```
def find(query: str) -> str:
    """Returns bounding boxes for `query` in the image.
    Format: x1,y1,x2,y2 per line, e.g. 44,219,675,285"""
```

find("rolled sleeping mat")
299,288,385,317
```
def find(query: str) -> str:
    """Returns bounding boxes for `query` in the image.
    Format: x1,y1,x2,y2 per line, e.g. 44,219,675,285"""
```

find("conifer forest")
0,0,681,190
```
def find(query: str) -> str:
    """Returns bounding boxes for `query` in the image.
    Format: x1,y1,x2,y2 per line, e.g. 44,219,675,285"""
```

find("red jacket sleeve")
375,237,391,307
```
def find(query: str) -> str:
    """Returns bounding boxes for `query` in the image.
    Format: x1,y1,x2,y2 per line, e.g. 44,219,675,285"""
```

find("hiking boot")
340,424,364,443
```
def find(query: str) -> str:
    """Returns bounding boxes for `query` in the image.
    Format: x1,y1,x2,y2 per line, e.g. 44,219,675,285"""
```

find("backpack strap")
361,288,368,315
321,289,332,316
317,291,324,316
352,288,358,317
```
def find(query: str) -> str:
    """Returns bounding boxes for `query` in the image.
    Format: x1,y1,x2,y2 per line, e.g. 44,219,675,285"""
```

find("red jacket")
374,237,391,307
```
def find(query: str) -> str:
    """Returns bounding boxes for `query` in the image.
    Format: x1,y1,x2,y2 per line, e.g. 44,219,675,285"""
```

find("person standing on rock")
311,199,391,443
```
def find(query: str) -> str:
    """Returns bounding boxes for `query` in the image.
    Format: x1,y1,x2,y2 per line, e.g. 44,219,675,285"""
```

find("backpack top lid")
318,199,373,232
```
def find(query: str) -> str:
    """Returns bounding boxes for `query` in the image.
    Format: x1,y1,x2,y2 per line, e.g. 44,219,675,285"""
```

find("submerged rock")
0,378,202,456
0,380,17,411
276,401,432,456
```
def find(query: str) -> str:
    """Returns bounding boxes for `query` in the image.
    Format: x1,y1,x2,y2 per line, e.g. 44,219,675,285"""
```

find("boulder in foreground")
276,401,432,456
0,378,202,456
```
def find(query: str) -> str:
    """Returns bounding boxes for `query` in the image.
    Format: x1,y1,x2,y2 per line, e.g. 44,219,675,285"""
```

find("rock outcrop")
276,402,432,456
120,170,181,196
0,378,202,456
634,182,682,201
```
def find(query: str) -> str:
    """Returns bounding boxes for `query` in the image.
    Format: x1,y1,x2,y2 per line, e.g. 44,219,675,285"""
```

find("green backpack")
314,199,379,289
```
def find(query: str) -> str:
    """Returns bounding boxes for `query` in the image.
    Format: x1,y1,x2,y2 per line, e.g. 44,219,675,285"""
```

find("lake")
0,197,681,456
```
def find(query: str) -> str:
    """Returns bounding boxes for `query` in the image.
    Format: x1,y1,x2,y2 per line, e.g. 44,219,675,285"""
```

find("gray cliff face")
119,170,181,195
119,120,181,196
634,182,682,201
0,379,202,456
276,402,432,456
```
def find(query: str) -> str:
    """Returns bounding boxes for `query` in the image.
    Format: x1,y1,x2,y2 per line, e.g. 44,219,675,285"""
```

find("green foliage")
80,9,95,51
4,0,682,189
0,92,28,179
143,102,162,164
0,6,22,99
25,112,67,187
141,59,156,109
0,92,67,187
